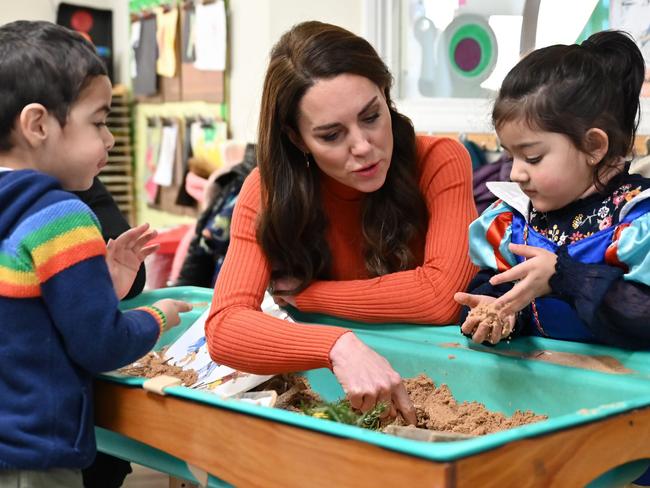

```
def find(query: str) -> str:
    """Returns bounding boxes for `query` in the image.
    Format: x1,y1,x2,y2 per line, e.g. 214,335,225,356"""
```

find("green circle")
448,23,494,78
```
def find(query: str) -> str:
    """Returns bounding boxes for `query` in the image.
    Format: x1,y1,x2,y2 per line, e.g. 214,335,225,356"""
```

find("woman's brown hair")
257,21,428,292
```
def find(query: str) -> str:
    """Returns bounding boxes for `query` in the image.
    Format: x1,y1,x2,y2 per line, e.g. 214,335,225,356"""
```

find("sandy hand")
329,332,417,425
151,299,193,330
454,292,515,344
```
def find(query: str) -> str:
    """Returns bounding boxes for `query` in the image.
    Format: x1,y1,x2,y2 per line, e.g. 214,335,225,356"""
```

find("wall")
228,0,363,142
0,0,129,85
2,0,363,141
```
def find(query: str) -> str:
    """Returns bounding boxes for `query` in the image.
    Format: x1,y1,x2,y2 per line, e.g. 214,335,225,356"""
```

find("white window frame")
362,0,650,135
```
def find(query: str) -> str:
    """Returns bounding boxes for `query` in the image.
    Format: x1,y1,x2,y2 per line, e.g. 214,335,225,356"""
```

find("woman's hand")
151,299,193,330
454,292,515,344
270,277,301,307
107,223,158,299
489,243,557,316
329,332,417,424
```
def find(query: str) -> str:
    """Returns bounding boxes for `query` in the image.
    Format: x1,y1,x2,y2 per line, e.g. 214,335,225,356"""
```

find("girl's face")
498,119,595,212
293,73,393,193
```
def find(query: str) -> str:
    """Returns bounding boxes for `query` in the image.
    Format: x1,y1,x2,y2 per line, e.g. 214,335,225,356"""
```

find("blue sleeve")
23,199,161,373
550,246,650,349
41,259,161,373
468,200,517,272
615,212,650,286
461,202,524,338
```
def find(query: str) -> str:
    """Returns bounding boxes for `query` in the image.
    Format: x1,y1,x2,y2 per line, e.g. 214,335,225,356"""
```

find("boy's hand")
454,292,515,344
152,299,193,330
489,244,557,316
107,223,159,299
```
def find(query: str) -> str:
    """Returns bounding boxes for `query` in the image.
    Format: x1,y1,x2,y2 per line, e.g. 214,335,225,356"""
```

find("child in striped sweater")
0,21,190,487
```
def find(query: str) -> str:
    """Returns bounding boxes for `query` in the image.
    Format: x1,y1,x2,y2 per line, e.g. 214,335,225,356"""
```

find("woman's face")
293,73,394,193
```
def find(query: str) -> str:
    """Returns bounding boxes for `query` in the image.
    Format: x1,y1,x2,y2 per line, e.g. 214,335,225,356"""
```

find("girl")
205,21,478,422
455,30,650,351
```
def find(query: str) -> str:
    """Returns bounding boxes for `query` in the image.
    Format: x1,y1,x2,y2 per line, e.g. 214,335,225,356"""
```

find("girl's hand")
107,223,159,299
329,332,417,425
270,277,301,307
454,292,515,344
490,244,557,316
151,299,193,330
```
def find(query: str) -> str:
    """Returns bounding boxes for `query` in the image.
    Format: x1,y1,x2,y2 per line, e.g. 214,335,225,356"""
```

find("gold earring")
304,152,310,168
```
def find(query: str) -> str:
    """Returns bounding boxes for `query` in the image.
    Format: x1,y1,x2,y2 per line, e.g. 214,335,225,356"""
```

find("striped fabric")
0,200,106,298
467,199,517,273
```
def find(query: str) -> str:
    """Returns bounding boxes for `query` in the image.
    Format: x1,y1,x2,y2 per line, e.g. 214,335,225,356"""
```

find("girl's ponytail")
582,31,645,145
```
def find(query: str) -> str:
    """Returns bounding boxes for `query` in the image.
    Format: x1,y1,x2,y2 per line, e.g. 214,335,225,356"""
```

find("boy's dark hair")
0,20,107,151
493,30,645,189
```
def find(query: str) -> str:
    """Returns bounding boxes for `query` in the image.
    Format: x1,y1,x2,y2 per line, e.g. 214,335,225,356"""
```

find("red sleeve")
295,136,478,324
205,169,349,375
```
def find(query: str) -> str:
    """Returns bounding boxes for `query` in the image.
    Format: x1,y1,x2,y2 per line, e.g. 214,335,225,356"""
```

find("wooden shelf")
100,85,136,225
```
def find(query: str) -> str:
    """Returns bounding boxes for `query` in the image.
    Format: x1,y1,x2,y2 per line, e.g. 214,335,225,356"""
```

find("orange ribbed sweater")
206,136,477,374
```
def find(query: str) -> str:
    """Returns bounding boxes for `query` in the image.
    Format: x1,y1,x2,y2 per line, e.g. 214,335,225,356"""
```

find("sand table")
262,373,546,436
389,374,547,435
253,374,322,411
117,350,199,387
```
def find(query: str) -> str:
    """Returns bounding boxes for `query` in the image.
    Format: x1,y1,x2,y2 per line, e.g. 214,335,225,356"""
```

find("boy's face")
40,75,114,191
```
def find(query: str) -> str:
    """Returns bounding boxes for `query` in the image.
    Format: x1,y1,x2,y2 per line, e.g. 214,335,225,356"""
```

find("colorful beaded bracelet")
148,305,168,332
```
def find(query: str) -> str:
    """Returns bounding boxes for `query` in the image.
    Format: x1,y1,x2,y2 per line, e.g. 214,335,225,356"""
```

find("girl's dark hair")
492,30,645,189
0,21,107,151
257,21,428,292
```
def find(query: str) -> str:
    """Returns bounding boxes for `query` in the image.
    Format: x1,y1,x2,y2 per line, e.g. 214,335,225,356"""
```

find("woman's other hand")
270,276,301,307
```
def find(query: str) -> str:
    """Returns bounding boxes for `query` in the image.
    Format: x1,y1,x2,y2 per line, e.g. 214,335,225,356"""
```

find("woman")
206,21,477,421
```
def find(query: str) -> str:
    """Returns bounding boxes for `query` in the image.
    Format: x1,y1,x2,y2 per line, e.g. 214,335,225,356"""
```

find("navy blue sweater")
0,170,162,470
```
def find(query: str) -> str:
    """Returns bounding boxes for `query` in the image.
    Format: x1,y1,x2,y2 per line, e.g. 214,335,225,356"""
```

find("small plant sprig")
302,399,387,430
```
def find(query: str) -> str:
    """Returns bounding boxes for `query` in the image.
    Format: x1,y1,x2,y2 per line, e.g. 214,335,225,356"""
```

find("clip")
142,375,182,395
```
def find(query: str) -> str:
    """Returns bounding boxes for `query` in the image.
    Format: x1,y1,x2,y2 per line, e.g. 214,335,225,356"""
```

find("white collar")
486,180,650,223
0,167,13,172
486,181,530,220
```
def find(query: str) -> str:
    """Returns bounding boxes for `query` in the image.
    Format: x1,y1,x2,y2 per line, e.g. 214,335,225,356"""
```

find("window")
362,0,648,134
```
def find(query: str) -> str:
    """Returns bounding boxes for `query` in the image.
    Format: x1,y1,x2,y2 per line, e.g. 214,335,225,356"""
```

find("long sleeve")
464,207,650,348
206,137,478,374
550,239,650,349
205,172,349,375
21,198,162,373
294,137,478,324
459,198,526,336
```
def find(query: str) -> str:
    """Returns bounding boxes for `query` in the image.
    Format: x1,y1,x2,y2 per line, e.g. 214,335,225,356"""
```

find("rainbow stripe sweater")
0,169,162,470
